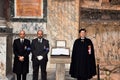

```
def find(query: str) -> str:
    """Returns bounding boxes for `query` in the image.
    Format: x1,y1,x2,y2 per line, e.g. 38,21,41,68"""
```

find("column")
56,64,65,80
0,36,7,80
0,20,13,80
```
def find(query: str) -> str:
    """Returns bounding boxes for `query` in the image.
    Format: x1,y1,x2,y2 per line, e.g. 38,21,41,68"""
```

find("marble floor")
11,69,120,80
26,70,120,80
25,69,98,80
27,70,73,80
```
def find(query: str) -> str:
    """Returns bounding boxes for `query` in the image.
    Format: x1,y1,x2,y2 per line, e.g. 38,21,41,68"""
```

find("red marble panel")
16,0,43,17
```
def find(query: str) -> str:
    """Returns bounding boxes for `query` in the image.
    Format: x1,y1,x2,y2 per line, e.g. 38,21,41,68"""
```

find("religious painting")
10,0,47,22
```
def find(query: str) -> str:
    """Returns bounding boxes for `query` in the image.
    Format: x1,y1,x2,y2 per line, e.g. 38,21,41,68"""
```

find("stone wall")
0,0,119,79
0,37,7,80
47,0,79,51
47,0,80,68
0,20,13,80
8,0,120,69
9,0,80,69
81,8,120,20
110,0,120,5
80,21,120,66
0,0,5,18
79,20,120,80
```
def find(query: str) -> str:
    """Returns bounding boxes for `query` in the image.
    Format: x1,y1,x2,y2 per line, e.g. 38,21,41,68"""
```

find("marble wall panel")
47,0,80,68
80,21,120,66
47,0,79,49
9,22,47,34
0,37,7,80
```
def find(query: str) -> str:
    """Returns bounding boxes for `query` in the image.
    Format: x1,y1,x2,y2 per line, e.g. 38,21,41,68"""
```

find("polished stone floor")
27,70,74,80
26,69,97,80
25,61,97,80
13,60,119,80
11,69,120,80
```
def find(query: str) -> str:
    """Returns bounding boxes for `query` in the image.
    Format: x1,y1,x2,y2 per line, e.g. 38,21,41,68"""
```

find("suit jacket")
31,38,49,62
13,38,31,74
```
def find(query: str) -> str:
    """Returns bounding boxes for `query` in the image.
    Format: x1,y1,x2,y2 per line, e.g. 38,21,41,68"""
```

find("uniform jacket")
13,38,31,74
31,38,49,62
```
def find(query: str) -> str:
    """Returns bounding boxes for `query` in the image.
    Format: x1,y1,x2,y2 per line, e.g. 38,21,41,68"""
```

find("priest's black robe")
69,38,96,79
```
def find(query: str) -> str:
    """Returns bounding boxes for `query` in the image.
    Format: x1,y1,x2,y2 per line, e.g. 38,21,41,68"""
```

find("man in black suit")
13,30,31,80
31,30,49,80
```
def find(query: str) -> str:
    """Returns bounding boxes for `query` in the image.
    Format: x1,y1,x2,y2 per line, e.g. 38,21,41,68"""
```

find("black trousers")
32,60,47,80
77,77,88,80
16,74,27,80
